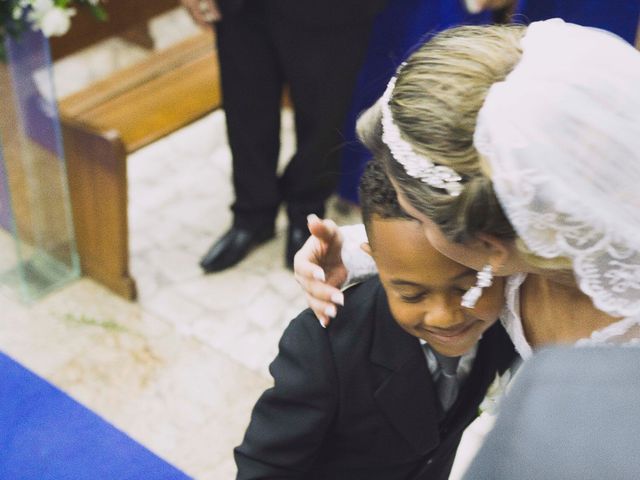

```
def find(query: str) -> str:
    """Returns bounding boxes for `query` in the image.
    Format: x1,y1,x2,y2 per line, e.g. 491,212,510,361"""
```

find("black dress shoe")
200,226,274,273
285,224,311,270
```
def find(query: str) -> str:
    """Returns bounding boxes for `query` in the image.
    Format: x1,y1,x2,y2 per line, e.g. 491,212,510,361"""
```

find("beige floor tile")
143,288,209,329
176,269,269,312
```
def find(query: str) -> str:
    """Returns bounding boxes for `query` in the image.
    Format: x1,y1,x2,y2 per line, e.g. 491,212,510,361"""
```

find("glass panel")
0,29,80,303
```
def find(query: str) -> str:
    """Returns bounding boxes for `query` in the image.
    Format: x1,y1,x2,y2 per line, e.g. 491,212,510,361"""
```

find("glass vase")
0,28,80,303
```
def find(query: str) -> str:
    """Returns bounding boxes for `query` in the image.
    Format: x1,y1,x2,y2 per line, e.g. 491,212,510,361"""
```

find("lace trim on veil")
474,19,640,319
485,164,640,319
574,315,640,348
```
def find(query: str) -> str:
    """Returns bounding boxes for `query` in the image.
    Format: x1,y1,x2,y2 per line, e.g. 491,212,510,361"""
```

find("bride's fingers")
307,215,339,244
294,255,326,288
294,236,333,283
307,296,338,328
294,217,342,284
305,278,344,306
295,259,339,298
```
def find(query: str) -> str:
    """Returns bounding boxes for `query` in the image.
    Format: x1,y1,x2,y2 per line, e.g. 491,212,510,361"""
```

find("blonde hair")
358,24,571,270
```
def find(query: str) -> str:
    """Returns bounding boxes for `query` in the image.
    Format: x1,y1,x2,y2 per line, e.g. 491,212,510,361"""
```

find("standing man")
181,0,386,271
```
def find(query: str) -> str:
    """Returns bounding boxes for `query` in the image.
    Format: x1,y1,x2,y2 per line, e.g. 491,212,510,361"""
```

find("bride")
294,19,640,360
293,19,640,477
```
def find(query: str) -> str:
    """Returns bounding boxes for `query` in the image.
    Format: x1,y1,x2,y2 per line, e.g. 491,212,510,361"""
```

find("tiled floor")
0,8,360,479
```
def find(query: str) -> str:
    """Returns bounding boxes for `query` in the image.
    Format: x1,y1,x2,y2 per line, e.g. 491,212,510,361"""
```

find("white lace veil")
474,19,640,318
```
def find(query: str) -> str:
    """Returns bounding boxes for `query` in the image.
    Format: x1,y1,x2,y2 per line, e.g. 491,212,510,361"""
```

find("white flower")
479,370,512,415
39,7,75,37
30,0,55,13
27,1,77,38
12,6,25,20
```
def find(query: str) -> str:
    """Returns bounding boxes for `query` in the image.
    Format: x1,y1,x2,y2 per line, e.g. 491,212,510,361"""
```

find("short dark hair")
358,158,413,229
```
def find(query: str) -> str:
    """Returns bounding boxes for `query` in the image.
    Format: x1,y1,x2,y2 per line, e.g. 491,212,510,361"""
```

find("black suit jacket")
218,0,387,27
235,277,516,479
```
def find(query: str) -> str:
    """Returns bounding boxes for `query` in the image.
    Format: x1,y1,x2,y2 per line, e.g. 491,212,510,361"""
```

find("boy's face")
365,216,505,357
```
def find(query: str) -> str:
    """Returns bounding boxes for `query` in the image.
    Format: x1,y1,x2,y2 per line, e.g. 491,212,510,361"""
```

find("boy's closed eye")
398,287,468,304
394,280,472,304
398,291,428,303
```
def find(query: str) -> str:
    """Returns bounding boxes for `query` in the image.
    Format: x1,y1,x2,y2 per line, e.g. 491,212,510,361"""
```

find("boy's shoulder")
287,276,393,344
340,276,387,316
299,276,419,365
293,275,386,327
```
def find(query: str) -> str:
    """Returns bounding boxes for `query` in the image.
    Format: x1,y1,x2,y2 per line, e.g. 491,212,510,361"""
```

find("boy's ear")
360,242,373,257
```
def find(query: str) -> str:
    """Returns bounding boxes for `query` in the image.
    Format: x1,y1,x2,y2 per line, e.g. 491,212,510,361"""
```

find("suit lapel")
370,284,441,455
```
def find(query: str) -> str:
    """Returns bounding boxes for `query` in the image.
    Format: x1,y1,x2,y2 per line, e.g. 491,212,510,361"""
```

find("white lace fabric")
475,19,640,318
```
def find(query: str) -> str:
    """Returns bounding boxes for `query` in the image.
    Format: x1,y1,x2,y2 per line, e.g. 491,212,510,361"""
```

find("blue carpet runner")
0,352,192,480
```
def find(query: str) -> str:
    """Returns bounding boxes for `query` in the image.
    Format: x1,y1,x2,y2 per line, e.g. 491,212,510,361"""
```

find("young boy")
234,160,515,480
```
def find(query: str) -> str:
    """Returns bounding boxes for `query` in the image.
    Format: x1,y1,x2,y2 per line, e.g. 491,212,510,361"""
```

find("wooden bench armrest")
59,31,215,118
59,29,222,300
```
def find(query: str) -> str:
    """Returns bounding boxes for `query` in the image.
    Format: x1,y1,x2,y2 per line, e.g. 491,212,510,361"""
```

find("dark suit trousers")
215,2,375,229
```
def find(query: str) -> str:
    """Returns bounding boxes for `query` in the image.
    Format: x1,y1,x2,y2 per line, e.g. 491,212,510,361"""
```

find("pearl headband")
380,72,463,197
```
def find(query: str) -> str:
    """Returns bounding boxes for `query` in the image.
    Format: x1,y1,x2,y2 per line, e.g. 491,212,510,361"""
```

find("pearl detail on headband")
380,73,463,197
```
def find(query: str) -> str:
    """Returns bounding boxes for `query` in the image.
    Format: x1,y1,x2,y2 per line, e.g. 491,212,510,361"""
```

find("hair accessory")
461,265,493,309
380,74,463,197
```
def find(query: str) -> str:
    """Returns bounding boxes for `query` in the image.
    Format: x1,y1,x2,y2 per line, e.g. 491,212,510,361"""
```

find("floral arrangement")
1,0,107,59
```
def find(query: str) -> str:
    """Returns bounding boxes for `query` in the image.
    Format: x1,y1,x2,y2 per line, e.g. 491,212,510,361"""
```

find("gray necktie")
432,349,461,412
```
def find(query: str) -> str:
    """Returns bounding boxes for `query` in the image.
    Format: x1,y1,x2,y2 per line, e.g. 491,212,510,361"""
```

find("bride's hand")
180,0,222,27
294,215,346,327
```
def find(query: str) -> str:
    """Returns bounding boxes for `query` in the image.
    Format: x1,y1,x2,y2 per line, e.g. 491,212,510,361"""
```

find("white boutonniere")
479,369,512,415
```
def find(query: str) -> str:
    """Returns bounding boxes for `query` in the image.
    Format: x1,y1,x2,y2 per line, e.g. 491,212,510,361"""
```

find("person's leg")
269,14,375,265
216,3,284,229
201,3,284,272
